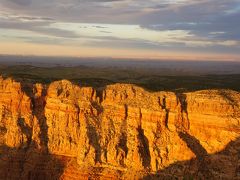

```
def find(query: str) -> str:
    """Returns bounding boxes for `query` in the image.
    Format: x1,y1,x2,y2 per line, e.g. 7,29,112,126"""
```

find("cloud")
8,0,32,6
0,0,239,57
92,25,108,29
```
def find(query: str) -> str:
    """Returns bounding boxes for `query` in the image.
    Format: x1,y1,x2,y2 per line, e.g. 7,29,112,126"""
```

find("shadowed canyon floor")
0,76,239,179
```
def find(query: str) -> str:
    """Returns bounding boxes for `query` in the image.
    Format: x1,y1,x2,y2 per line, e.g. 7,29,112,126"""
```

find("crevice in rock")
152,121,163,169
96,87,105,104
32,85,49,153
18,117,32,149
159,96,170,129
139,108,142,126
103,118,116,162
124,104,128,121
117,133,128,162
57,88,63,96
116,104,128,166
176,93,190,131
86,121,102,164
91,101,103,116
20,82,49,152
137,125,151,169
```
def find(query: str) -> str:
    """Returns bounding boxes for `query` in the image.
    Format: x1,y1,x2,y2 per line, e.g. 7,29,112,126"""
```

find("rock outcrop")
0,76,239,179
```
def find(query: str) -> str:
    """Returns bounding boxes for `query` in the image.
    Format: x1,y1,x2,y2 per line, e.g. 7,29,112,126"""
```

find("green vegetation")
0,65,240,93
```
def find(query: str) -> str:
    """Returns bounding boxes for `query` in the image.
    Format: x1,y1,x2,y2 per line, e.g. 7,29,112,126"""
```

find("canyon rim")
0,76,239,179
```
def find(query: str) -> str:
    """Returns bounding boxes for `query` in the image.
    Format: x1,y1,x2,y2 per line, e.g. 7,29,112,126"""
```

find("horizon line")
0,53,239,63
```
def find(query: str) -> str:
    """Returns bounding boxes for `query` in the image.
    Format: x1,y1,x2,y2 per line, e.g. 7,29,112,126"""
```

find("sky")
0,0,240,60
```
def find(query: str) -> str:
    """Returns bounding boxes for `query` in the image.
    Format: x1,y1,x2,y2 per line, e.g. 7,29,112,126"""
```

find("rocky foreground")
0,76,239,179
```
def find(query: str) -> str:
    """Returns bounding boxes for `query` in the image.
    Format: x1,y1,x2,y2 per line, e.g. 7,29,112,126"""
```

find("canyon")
0,76,239,179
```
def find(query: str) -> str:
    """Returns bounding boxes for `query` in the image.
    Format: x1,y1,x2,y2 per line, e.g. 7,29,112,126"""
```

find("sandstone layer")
0,76,239,179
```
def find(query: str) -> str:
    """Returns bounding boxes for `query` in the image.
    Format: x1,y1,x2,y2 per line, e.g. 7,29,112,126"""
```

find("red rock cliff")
0,77,239,179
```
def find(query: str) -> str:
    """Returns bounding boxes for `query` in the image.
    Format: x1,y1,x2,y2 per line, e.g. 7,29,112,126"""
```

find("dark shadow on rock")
174,92,190,131
18,117,33,149
32,85,49,153
0,81,65,179
137,126,151,169
219,90,239,107
143,137,240,179
86,121,102,164
0,115,65,180
118,104,129,160
179,132,208,158
176,93,188,115
178,132,211,177
0,144,65,180
20,81,49,152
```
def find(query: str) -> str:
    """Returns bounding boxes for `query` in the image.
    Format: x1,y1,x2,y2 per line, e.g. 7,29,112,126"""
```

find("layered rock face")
0,76,239,179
